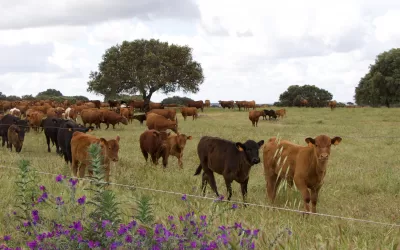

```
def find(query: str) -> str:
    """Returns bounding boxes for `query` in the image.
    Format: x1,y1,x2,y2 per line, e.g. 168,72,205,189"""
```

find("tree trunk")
142,91,154,113
386,98,390,108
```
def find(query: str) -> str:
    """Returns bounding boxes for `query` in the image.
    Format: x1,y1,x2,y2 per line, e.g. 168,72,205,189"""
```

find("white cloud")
1,0,400,103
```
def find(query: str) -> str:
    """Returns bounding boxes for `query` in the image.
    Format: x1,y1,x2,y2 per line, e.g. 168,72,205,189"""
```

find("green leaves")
87,39,204,102
279,85,333,107
355,48,400,107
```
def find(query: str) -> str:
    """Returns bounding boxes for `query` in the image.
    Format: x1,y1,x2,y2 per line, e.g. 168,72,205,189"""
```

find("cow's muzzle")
252,158,260,164
112,158,119,162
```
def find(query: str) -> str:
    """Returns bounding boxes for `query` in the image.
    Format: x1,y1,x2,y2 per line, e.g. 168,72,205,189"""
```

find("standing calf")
263,135,342,213
7,124,25,152
194,136,264,203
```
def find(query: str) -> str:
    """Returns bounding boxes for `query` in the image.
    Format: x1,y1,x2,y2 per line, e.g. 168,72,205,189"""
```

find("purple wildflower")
71,221,83,231
125,234,133,243
39,185,46,191
137,227,147,237
181,194,187,201
118,225,127,235
27,240,37,249
190,241,197,248
38,192,48,203
253,229,260,237
3,235,11,241
102,220,110,228
88,241,100,248
105,231,113,238
56,196,64,206
77,195,86,205
69,178,78,187
55,174,63,182
32,210,39,223
232,204,238,209
168,215,174,221
200,215,206,221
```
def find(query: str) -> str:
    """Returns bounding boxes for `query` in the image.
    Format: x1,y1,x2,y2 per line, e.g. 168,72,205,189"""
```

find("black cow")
132,114,146,125
0,114,28,148
263,110,277,120
57,120,93,164
40,117,66,153
194,136,264,203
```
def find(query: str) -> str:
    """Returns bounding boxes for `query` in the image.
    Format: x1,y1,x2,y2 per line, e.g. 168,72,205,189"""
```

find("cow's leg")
55,139,60,154
46,135,51,152
204,170,219,197
104,164,111,182
1,136,5,147
141,149,149,162
112,124,115,129
240,178,249,204
9,143,12,152
266,173,281,202
201,172,209,196
105,122,110,129
178,153,183,169
224,178,233,200
310,187,321,213
294,178,311,212
71,160,79,177
150,153,158,165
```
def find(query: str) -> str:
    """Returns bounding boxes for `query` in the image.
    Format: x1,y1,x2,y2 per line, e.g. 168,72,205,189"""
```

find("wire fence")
0,165,399,228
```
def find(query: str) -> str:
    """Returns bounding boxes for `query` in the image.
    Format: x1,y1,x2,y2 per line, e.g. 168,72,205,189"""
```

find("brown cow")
7,124,24,152
64,107,77,122
81,109,104,129
46,108,63,118
129,100,144,112
26,111,45,132
218,101,234,109
275,109,286,119
140,130,192,168
148,109,176,120
247,100,256,110
101,110,128,129
84,102,96,109
263,135,342,213
150,102,164,110
248,110,264,127
187,100,204,112
204,100,210,108
132,114,146,125
328,101,337,111
300,99,309,107
71,131,120,183
181,107,198,121
146,113,178,133
235,101,246,111
120,107,134,123
89,100,101,109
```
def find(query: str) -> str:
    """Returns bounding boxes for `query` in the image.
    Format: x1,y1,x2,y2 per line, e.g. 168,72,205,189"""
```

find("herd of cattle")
0,98,342,213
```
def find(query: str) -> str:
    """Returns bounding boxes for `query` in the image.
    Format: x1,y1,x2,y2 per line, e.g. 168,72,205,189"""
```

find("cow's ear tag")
238,147,244,152
68,128,72,132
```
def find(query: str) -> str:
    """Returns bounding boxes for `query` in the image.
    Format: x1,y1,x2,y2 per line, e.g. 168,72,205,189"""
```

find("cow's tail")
194,164,202,176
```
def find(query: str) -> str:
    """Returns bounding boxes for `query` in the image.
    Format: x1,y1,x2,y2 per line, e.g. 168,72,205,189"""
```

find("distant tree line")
161,96,194,105
0,89,89,103
275,85,333,107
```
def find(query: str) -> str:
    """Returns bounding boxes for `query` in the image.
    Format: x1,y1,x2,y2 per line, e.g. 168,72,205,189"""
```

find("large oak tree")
355,48,400,107
278,85,333,107
87,39,204,111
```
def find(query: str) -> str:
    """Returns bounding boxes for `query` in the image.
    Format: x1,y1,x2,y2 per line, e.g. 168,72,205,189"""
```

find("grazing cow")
275,109,286,119
150,102,164,110
218,101,235,109
81,109,104,129
40,117,65,153
10,108,21,117
181,107,198,121
204,100,211,108
89,100,101,109
328,101,337,111
7,124,25,152
146,113,178,133
263,135,342,213
194,136,264,203
129,100,145,112
139,130,170,167
102,110,128,129
263,110,277,120
108,100,119,110
235,101,246,111
248,110,264,127
58,120,93,164
120,107,134,123
300,99,309,107
64,107,77,121
0,114,28,148
132,114,146,125
148,109,176,120
71,132,120,182
187,100,204,112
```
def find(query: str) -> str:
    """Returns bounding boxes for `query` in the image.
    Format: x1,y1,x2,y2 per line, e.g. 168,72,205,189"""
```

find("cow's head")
305,135,342,162
120,116,128,125
100,136,120,162
171,133,192,149
236,139,265,165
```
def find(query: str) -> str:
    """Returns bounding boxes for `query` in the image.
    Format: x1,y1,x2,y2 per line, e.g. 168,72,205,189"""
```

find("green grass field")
1,107,400,249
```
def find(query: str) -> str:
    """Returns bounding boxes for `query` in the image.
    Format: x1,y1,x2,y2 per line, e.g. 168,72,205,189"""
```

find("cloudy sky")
1,0,399,103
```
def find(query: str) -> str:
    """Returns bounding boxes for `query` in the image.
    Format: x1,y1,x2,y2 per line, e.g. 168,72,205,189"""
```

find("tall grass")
1,107,400,249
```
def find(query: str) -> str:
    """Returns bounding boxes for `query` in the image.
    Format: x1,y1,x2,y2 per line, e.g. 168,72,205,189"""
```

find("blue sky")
1,0,400,103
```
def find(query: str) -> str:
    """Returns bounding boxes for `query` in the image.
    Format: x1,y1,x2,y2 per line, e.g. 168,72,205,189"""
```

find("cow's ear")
153,131,160,137
115,135,120,142
236,142,245,152
187,136,193,140
331,136,342,145
167,132,172,137
99,138,107,146
257,140,264,147
305,137,315,146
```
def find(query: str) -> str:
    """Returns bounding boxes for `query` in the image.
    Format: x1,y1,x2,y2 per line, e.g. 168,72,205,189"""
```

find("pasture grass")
1,107,400,249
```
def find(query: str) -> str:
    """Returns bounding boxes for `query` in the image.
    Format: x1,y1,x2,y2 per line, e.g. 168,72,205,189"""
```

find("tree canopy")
161,96,194,105
354,48,400,107
278,85,333,107
36,89,63,97
87,39,204,111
